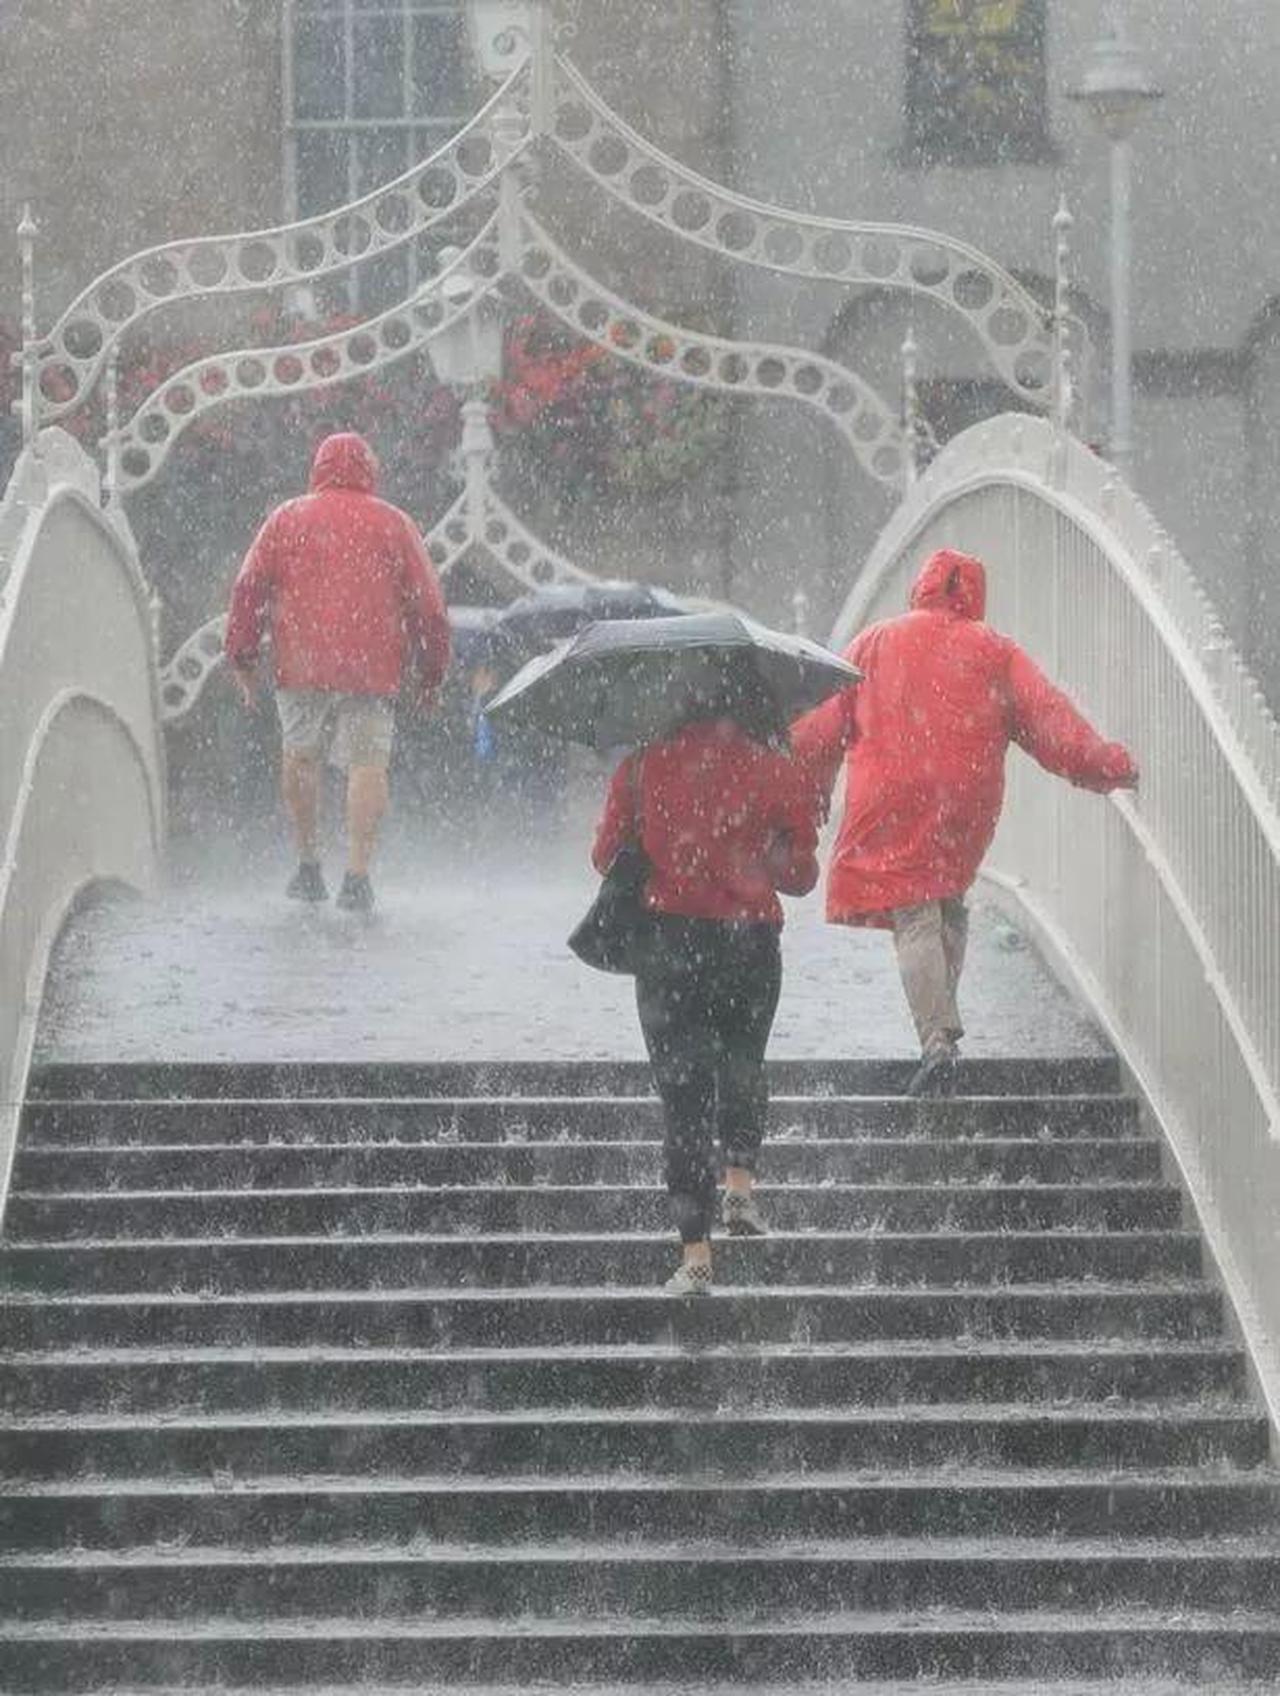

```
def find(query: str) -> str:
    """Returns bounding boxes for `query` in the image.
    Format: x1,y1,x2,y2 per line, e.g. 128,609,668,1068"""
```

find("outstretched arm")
1006,645,1138,792
790,684,858,817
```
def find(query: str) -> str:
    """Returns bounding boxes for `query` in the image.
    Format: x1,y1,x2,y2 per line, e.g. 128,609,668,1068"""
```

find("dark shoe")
722,1188,768,1237
336,871,375,914
286,861,328,903
906,1045,958,1098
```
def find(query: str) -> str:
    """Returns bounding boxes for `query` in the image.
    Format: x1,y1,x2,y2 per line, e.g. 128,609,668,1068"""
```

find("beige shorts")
275,690,395,770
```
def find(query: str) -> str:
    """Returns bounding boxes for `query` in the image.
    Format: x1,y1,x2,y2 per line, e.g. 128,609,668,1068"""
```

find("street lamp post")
1068,5,1161,479
431,249,506,538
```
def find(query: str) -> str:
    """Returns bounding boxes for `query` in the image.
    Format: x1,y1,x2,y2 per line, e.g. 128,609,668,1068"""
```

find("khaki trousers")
892,898,969,1056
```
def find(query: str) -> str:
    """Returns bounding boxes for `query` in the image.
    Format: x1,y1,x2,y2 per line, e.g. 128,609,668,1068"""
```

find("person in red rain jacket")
594,709,819,1294
225,433,450,913
792,547,1138,1097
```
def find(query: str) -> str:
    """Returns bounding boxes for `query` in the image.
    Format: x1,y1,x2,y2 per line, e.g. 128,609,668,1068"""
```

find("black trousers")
634,914,783,1244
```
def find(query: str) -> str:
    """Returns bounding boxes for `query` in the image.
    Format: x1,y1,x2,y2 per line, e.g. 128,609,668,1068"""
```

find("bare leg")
281,750,321,862
346,764,389,877
725,1166,753,1194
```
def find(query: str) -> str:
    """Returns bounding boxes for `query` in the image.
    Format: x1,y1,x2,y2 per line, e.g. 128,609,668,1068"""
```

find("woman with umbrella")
487,612,858,1294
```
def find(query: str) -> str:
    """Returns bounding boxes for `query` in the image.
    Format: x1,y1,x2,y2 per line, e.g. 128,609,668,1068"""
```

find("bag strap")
629,751,645,846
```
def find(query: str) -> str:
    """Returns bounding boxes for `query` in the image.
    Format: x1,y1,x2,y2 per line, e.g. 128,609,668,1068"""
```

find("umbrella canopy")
494,580,690,656
485,610,862,752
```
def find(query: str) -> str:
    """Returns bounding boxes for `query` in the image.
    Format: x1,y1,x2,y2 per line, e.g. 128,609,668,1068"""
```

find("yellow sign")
925,0,1023,35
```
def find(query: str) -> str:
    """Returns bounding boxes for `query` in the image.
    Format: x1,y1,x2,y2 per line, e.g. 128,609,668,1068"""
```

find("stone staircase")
1,1056,1278,1691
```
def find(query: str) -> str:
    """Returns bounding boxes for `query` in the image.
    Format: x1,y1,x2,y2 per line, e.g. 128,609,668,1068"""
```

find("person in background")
225,432,450,913
793,547,1138,1097
593,687,819,1295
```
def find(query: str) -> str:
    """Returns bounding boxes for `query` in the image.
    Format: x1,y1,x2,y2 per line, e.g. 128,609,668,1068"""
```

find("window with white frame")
283,0,476,303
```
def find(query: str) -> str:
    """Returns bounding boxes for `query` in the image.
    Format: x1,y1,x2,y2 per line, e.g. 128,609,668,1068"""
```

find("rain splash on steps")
0,1056,1278,1691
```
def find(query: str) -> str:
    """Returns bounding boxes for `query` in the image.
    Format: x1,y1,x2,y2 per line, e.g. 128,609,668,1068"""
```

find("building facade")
3,1,1279,703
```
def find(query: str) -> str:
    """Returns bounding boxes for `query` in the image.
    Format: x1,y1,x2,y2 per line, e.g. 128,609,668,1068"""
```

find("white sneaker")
722,1189,768,1237
663,1261,713,1296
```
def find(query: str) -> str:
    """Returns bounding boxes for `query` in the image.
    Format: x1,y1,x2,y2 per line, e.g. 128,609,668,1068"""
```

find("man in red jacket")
793,548,1138,1096
225,433,450,913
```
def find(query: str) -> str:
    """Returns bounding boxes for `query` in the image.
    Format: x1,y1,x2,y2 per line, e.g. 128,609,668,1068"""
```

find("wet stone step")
26,1055,1124,1101
0,1340,1246,1419
9,1137,1164,1194
62,1681,1280,1696
18,1094,1139,1149
0,1230,1204,1297
4,1470,1276,1552
5,1182,1184,1242
2,1612,1280,1689
0,1406,1267,1483
4,1541,1280,1623
0,1285,1225,1351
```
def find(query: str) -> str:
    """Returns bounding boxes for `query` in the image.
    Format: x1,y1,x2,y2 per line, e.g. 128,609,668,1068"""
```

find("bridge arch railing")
0,431,165,1209
837,413,1280,1420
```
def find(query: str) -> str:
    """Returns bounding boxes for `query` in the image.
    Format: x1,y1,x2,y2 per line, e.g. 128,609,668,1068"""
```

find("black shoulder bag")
568,757,652,975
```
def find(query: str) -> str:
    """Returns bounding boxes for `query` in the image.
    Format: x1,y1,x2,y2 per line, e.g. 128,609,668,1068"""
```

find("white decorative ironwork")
31,64,532,424
834,410,1280,1423
517,209,906,488
107,200,907,495
28,25,1082,452
549,54,1059,406
106,221,504,492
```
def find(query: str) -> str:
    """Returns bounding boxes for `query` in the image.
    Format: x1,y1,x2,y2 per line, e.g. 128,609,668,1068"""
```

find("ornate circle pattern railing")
107,202,906,497
32,64,532,424
549,55,1057,407
517,210,906,489
107,222,504,492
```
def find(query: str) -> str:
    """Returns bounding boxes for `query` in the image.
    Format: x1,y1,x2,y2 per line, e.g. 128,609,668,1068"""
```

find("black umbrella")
494,580,690,656
484,610,861,752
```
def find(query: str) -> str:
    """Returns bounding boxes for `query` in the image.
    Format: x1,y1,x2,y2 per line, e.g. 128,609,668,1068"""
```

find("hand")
230,666,257,710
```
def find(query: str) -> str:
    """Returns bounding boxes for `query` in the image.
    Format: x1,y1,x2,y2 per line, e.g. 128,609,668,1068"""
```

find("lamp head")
467,1,536,80
1068,9,1163,141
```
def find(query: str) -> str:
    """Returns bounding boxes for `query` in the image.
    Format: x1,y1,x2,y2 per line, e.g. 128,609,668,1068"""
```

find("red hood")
309,432,378,494
909,548,986,621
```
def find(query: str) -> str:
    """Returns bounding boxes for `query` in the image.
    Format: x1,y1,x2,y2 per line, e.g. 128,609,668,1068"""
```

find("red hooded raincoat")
225,432,450,702
792,548,1137,926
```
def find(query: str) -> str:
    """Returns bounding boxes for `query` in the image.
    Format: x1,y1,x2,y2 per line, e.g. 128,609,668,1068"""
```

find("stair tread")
6,1533,1280,1570
0,1336,1242,1364
0,1278,1220,1305
5,1606,1280,1639
4,1465,1275,1498
0,1400,1261,1433
0,1229,1200,1252
10,1180,1176,1198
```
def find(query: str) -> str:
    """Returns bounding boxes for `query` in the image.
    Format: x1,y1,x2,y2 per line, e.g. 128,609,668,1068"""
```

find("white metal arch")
31,65,533,424
107,200,907,497
548,53,1057,407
